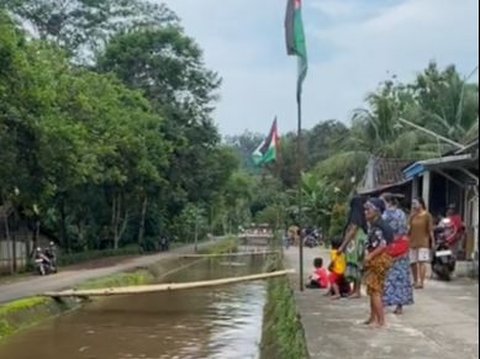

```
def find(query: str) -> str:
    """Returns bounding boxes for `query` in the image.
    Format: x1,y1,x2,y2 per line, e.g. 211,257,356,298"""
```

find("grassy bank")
0,237,238,343
260,255,309,359
0,296,78,341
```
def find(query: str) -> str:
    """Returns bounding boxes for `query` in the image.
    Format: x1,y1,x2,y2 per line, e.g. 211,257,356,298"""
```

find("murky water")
0,256,268,359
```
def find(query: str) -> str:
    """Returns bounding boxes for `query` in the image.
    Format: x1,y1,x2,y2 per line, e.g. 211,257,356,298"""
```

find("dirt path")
0,241,217,304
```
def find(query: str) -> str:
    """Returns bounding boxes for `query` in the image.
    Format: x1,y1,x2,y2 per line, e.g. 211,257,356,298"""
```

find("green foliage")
300,173,340,231
261,257,308,359
0,9,241,261
3,0,178,63
1,1,478,273
77,270,154,290
0,297,48,317
328,203,347,239
57,246,141,267
0,296,75,341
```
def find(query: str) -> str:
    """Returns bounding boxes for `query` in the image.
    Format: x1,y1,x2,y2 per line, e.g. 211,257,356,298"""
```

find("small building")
403,138,479,260
357,156,412,205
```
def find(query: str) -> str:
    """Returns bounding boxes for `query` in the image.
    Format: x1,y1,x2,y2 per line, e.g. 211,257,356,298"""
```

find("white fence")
0,240,31,274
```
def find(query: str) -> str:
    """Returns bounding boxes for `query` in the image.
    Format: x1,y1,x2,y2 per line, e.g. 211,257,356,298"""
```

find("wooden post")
422,171,431,207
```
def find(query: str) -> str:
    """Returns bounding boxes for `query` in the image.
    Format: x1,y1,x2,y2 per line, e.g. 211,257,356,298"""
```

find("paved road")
0,241,217,304
284,247,478,359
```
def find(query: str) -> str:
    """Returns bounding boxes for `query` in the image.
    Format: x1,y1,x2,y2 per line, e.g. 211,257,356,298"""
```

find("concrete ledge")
284,247,479,359
455,260,478,279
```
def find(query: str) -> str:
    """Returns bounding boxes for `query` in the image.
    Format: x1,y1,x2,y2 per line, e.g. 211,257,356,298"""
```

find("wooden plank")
43,269,295,298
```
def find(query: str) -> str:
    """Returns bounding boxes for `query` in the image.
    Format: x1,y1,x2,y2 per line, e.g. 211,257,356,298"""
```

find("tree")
96,27,231,233
300,173,338,232
410,62,478,143
3,0,178,62
304,120,350,168
96,27,220,118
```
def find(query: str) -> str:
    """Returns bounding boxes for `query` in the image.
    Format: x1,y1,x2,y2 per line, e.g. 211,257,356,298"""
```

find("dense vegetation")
1,1,478,265
0,1,241,259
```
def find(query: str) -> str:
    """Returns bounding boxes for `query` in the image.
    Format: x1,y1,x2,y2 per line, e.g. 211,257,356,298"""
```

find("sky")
159,0,479,136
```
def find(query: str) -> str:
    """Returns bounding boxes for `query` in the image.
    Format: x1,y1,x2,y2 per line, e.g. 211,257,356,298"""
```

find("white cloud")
159,0,478,135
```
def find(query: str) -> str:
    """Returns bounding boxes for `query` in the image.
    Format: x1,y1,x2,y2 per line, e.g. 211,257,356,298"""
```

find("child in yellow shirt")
326,237,350,299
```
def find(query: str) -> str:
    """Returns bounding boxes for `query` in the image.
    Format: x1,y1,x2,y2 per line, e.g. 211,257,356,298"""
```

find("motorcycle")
304,230,320,248
431,218,456,281
45,245,58,273
34,248,57,276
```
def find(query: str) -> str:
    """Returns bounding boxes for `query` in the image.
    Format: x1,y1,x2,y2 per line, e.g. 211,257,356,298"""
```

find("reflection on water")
0,257,267,359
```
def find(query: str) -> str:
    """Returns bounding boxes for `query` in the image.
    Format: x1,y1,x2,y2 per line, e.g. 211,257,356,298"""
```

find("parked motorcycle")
431,218,456,281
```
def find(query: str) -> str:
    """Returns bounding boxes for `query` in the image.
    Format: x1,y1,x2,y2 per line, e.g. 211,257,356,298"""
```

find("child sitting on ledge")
306,257,329,289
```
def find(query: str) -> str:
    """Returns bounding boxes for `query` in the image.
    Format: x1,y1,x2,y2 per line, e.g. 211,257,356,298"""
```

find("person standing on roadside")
362,198,394,328
339,196,368,299
381,194,413,315
408,198,434,289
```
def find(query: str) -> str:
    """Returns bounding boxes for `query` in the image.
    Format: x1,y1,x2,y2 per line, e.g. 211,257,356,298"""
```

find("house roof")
403,153,476,180
357,156,411,195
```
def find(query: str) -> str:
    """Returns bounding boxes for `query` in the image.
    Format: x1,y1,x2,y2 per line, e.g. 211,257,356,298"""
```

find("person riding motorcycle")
34,247,51,275
44,242,57,270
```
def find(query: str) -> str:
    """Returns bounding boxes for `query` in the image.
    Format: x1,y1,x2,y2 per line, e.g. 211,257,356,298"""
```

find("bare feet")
348,293,361,299
369,322,387,329
330,295,341,300
414,283,424,289
393,307,403,315
363,318,374,325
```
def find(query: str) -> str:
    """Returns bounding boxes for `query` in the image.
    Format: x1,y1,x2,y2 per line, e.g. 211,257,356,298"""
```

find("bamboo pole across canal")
181,250,280,258
42,269,295,299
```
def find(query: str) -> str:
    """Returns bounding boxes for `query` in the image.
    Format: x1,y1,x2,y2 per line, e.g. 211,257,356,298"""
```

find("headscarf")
344,195,368,234
365,197,386,215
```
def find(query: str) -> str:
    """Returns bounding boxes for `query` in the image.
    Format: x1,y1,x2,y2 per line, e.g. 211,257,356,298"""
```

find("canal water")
0,256,268,359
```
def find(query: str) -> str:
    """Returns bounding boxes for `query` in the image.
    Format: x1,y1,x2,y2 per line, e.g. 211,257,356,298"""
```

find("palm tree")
315,62,478,192
412,63,478,144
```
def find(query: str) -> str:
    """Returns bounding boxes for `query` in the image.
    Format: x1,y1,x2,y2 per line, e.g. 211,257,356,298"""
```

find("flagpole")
284,0,307,292
297,94,304,292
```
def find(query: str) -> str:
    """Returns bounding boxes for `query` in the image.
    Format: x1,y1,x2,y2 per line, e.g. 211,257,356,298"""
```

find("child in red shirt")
306,257,329,289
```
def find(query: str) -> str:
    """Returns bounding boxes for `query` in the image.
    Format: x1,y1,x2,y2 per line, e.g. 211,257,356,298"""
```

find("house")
403,138,479,260
357,156,412,202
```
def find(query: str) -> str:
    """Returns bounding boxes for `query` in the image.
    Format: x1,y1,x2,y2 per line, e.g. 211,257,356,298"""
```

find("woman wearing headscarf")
339,196,368,299
363,197,394,328
381,194,413,315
